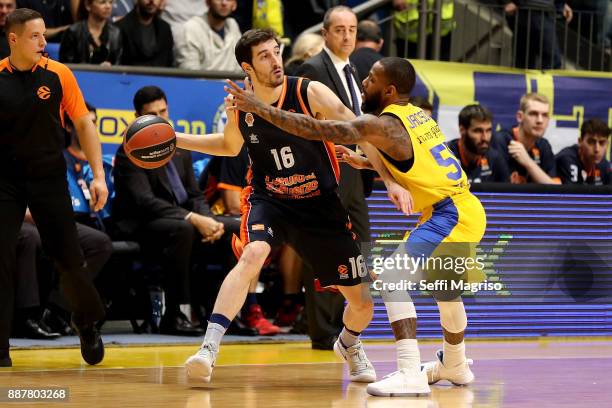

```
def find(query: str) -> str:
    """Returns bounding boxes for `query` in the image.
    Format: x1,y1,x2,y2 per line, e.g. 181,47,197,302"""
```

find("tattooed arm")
226,79,386,145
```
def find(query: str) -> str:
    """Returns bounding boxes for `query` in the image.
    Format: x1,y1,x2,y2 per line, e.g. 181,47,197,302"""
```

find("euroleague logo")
338,264,349,279
37,86,51,100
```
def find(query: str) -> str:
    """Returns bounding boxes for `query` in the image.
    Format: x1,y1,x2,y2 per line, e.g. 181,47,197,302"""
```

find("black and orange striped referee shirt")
0,56,89,177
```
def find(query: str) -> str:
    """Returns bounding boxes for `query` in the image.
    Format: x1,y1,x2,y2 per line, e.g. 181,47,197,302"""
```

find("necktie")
165,160,188,205
343,64,360,116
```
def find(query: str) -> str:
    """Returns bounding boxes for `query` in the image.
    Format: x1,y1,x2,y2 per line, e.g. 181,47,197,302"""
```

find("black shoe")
0,349,11,367
226,318,258,336
311,336,338,350
41,308,74,336
159,313,205,337
22,319,61,340
72,320,104,365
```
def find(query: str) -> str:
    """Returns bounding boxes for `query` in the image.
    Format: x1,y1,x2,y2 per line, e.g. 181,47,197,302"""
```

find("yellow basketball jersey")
377,103,469,212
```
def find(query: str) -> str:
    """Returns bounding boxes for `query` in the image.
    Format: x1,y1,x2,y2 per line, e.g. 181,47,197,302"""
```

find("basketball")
123,114,176,169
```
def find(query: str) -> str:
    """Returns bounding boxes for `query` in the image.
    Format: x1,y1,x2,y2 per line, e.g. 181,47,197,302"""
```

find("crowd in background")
1,1,610,348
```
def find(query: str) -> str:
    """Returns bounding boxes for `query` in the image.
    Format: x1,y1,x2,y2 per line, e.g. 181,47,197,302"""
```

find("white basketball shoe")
422,350,474,385
366,367,431,397
185,343,217,385
333,339,377,383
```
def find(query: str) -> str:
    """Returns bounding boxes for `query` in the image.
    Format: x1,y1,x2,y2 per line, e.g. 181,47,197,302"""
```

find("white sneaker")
366,368,431,397
422,350,474,385
185,343,217,385
333,339,377,383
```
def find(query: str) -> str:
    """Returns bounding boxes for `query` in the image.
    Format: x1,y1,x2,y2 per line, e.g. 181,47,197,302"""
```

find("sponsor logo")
37,86,51,100
267,227,274,237
252,224,265,231
338,264,349,279
245,113,255,127
249,133,259,143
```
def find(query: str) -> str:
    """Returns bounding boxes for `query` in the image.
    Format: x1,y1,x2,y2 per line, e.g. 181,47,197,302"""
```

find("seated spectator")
113,86,233,336
176,0,241,72
63,102,114,227
60,0,122,65
284,33,324,76
447,104,510,183
0,0,16,58
17,0,73,42
116,0,174,67
556,118,611,185
492,93,558,184
160,0,206,52
350,19,384,82
408,95,433,117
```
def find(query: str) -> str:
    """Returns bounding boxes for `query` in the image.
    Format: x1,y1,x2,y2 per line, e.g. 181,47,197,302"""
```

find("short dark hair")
323,5,355,30
357,20,382,42
408,96,432,112
378,57,415,95
235,29,280,67
580,118,611,139
5,8,42,35
133,86,167,114
458,104,493,129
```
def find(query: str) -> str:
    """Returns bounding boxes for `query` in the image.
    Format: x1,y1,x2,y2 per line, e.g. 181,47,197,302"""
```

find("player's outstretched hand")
335,145,373,170
225,78,261,113
386,181,413,216
89,176,109,212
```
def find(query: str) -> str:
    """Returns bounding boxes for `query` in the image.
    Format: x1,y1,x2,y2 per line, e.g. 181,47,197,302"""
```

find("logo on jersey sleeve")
245,113,255,127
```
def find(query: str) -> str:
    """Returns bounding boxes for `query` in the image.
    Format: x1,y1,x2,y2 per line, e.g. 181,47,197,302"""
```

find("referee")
0,9,107,367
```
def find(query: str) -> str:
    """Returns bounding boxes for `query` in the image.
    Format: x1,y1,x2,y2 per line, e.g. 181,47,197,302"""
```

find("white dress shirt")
323,46,362,115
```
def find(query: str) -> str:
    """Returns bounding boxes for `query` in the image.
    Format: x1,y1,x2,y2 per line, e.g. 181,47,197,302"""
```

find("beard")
463,134,488,155
361,89,383,114
209,7,231,20
253,69,283,88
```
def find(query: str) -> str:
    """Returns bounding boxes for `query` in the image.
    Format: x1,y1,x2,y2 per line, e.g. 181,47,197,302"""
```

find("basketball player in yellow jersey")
227,56,487,397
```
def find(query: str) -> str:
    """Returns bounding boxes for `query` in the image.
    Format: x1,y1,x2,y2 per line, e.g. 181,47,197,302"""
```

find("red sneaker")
244,304,280,336
274,303,303,327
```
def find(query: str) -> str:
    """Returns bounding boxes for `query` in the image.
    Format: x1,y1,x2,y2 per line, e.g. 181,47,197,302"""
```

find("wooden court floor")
1,339,612,407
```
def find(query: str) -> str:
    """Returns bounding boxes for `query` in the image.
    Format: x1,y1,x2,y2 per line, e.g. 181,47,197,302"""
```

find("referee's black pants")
0,175,105,350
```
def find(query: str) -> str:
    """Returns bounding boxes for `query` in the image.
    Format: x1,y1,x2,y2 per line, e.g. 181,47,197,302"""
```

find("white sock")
202,322,226,351
442,340,465,367
339,327,360,348
396,339,421,371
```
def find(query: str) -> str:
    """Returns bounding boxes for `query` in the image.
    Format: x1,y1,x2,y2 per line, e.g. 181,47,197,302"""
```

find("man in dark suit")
113,86,228,336
295,6,373,350
350,19,384,82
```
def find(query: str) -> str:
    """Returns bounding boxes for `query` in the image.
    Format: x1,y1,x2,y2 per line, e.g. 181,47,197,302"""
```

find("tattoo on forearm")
253,103,363,144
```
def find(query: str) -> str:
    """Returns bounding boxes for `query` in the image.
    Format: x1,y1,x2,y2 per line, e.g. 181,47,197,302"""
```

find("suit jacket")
296,49,375,197
296,49,362,112
350,47,383,82
112,146,211,236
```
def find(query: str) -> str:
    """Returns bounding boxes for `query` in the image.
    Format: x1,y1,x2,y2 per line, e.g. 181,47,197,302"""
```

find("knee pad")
437,301,467,333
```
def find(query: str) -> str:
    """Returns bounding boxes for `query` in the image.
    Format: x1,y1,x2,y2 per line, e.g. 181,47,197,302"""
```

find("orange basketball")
123,115,176,169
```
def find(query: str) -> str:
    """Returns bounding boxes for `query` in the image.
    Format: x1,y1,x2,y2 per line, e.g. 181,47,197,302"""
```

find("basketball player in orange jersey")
227,57,487,397
176,29,413,385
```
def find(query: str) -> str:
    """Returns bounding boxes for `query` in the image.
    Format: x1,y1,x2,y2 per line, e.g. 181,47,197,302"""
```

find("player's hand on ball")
335,145,373,170
89,176,108,212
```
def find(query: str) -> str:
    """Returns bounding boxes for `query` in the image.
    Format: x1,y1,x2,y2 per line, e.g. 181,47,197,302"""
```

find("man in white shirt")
176,0,241,72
